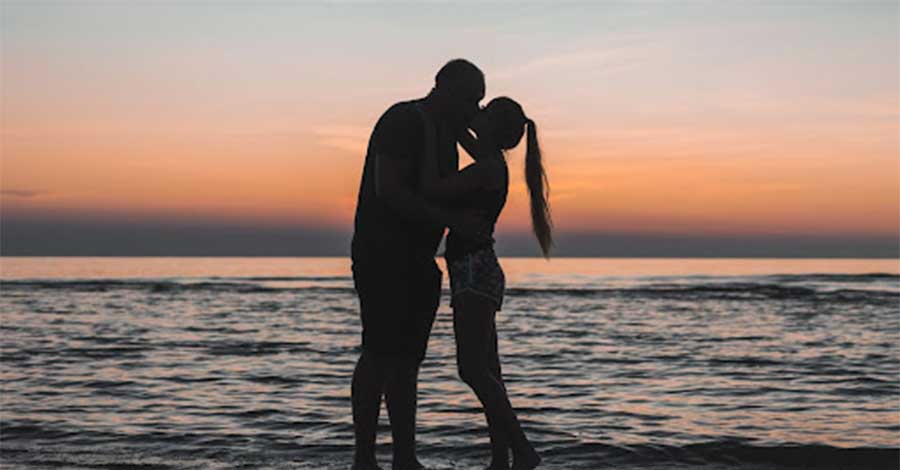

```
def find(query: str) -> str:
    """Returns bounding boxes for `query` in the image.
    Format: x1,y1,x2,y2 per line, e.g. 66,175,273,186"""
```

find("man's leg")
352,350,387,469
384,262,440,470
384,356,422,470
352,261,402,470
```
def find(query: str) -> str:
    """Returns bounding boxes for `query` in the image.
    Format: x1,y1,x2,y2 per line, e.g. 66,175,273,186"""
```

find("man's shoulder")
386,98,421,113
372,99,426,151
378,99,424,127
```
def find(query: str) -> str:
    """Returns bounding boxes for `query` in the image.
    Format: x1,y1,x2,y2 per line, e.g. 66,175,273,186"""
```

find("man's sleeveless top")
351,99,459,267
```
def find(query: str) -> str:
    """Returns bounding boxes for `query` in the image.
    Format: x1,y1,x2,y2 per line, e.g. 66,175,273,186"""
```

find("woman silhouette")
418,97,551,470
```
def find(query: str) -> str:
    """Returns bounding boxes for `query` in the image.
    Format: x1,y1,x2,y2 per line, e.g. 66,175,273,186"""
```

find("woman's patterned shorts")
447,247,505,310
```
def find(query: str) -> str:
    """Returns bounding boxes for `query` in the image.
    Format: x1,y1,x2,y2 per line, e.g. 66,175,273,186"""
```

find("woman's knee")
457,360,489,387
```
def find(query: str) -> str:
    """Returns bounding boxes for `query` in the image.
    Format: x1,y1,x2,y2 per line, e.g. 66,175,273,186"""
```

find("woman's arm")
457,128,481,160
418,116,498,201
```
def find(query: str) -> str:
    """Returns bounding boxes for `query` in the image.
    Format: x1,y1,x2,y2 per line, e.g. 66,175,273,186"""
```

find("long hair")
524,118,553,257
486,97,553,258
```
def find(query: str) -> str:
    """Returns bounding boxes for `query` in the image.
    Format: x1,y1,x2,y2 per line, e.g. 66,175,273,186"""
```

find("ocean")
1,257,898,470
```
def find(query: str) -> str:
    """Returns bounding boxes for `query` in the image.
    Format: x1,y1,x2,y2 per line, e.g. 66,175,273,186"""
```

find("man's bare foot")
351,462,384,470
511,449,540,470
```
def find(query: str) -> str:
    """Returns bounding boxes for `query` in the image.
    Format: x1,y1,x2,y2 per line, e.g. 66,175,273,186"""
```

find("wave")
615,441,899,468
632,272,900,283
763,272,900,283
1,432,897,470
215,275,351,282
508,283,899,303
2,278,897,303
0,279,285,293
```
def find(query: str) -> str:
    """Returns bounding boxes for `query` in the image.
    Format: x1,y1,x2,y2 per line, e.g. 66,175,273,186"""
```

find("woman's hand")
457,128,482,161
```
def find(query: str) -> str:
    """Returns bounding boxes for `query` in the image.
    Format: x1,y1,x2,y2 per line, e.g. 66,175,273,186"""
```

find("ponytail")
524,118,553,257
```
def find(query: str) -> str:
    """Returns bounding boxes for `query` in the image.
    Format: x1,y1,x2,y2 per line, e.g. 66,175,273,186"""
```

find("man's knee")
364,349,421,376
392,356,422,382
356,349,383,376
353,351,376,382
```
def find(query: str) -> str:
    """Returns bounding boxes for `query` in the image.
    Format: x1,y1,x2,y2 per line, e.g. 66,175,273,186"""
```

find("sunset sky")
2,2,898,256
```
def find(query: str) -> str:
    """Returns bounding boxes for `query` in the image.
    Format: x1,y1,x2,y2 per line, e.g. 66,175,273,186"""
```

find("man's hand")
449,210,493,245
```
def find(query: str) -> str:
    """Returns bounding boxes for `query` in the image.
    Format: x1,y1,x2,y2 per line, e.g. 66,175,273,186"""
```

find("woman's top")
443,157,508,262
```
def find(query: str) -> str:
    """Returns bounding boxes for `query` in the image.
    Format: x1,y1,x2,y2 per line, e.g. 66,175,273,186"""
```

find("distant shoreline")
1,254,899,259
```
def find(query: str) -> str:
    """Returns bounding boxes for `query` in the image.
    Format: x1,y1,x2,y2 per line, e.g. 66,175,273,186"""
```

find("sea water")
1,257,898,469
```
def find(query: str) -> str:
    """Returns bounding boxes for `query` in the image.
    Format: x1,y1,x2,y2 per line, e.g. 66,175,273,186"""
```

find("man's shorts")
351,259,442,362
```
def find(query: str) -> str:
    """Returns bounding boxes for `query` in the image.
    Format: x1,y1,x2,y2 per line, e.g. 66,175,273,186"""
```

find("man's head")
430,59,485,131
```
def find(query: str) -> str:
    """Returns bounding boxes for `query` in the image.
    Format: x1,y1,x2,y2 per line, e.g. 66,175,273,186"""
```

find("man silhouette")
350,59,486,470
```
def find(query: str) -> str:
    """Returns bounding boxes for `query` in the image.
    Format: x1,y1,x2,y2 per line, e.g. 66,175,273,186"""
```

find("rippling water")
1,257,898,469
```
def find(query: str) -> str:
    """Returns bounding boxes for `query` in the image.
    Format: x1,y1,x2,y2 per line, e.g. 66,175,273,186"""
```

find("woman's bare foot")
392,459,429,470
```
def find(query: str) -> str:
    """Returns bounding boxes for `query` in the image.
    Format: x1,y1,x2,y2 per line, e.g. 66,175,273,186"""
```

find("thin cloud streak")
1,189,47,198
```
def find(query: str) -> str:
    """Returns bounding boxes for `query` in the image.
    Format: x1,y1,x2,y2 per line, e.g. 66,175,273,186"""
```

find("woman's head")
473,96,553,257
471,97,528,151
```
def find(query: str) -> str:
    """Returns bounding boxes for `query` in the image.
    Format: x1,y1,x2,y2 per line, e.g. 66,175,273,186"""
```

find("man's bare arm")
375,149,457,229
418,116,498,201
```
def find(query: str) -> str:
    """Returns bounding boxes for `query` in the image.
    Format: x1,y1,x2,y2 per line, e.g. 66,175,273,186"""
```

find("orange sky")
2,3,898,241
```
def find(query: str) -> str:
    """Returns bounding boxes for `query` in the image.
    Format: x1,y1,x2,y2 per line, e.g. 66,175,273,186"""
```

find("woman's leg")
484,318,510,469
453,293,539,470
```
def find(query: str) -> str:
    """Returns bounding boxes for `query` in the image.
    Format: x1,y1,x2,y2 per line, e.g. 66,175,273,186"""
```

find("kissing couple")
350,58,551,470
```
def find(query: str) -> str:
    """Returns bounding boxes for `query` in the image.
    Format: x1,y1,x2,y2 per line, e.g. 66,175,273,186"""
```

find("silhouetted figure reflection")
417,97,551,470
350,59,486,470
